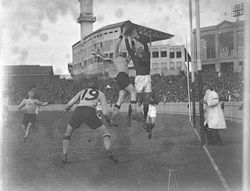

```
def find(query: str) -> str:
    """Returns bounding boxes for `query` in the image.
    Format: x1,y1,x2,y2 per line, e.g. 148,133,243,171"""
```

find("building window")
161,51,167,57
201,34,216,59
170,62,175,70
219,31,234,57
170,52,175,58
202,64,215,72
161,62,168,70
78,63,81,70
152,63,160,69
102,41,108,50
109,40,113,50
176,62,182,69
73,65,77,71
152,51,159,58
237,31,244,56
176,51,182,58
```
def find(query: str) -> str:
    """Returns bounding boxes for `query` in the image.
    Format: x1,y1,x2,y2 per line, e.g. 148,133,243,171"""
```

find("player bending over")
17,89,48,141
62,81,118,164
143,95,158,139
111,30,143,126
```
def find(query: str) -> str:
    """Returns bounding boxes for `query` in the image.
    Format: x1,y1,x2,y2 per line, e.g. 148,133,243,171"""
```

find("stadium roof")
88,20,126,37
72,20,174,46
2,65,54,76
122,20,174,43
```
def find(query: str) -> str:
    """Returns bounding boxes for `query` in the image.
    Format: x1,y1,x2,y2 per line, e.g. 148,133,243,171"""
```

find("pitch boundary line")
191,123,231,191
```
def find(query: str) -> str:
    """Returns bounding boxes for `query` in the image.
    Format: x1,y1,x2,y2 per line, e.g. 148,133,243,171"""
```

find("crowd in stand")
5,70,243,105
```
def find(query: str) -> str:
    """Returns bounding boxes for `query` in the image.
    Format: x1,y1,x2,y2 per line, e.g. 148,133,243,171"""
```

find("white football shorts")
135,75,152,93
148,104,157,118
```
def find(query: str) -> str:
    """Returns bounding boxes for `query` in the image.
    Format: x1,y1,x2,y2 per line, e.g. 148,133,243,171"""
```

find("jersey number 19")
80,88,99,101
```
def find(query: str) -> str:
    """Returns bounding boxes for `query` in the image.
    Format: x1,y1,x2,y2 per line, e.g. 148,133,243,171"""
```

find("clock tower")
77,0,96,40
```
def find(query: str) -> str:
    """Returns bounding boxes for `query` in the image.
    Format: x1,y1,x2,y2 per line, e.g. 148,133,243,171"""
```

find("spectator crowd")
4,70,243,105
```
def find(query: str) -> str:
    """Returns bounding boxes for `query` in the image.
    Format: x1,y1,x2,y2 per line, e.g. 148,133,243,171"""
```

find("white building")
193,20,245,72
72,20,183,79
72,0,179,80
149,44,188,76
72,22,126,79
72,31,187,78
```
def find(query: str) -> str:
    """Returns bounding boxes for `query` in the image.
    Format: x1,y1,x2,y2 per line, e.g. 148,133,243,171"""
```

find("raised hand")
122,26,128,36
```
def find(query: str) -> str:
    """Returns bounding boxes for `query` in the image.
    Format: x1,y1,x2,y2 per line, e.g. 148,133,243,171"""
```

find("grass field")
2,111,242,191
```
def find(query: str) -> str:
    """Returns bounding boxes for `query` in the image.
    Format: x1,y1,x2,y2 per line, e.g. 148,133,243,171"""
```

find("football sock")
103,135,111,151
143,104,149,120
63,139,70,154
24,124,32,138
130,100,137,112
113,104,120,116
128,104,132,117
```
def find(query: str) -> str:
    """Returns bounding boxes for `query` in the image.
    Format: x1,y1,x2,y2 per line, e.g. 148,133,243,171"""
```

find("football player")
17,89,48,141
62,81,118,164
111,29,143,126
124,27,152,123
143,94,158,139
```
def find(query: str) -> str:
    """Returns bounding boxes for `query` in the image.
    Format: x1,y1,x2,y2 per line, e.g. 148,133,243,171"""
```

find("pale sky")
0,0,244,74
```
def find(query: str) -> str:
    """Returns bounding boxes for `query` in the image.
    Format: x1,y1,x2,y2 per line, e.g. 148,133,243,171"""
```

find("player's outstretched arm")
91,51,113,62
114,35,123,59
125,37,135,57
126,54,131,63
17,99,26,111
36,100,49,106
66,91,81,111
102,56,113,62
143,41,149,53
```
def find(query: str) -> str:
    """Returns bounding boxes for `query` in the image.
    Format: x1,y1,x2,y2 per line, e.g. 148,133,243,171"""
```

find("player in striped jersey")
62,81,118,164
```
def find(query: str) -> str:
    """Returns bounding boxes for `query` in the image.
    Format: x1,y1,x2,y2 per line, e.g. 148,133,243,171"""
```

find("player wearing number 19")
62,81,118,163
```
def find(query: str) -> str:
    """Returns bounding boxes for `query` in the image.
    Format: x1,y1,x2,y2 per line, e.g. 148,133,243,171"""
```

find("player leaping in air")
62,81,118,164
111,29,144,126
17,89,48,141
124,26,153,132
91,30,143,127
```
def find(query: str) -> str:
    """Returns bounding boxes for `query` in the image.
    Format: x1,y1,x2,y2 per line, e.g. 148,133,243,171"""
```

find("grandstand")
4,68,243,105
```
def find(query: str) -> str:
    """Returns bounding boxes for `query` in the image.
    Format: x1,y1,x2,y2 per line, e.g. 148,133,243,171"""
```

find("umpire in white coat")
203,84,227,145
